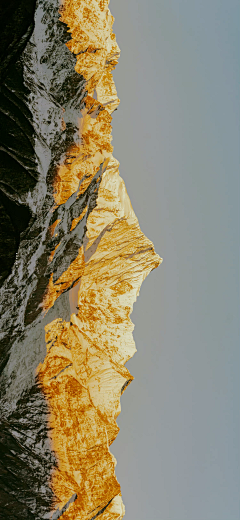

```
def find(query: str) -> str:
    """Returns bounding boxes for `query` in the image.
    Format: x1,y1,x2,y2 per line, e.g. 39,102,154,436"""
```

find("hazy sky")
109,1,240,519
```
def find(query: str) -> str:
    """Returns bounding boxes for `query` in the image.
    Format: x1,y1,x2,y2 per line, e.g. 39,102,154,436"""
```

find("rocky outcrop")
0,0,161,518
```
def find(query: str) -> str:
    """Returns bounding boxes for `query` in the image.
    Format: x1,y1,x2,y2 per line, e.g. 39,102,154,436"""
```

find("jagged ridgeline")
0,0,161,519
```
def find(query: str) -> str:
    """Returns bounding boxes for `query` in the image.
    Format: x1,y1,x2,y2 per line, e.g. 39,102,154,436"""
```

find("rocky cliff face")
0,0,161,518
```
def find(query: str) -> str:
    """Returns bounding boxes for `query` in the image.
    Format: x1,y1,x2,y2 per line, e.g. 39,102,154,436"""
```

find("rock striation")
0,0,162,518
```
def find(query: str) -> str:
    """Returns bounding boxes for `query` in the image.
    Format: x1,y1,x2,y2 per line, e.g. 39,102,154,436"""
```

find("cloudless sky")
110,1,240,519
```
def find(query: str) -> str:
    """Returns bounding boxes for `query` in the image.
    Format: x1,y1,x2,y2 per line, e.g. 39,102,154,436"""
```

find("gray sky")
109,1,240,519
